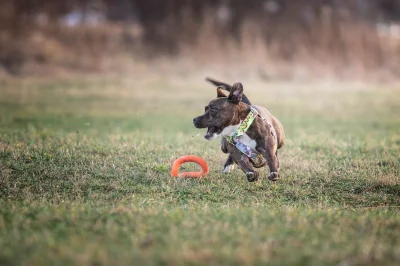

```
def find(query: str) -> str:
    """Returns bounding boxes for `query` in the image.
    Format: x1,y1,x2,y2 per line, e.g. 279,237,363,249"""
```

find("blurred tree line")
4,1,400,27
1,0,400,75
3,0,400,43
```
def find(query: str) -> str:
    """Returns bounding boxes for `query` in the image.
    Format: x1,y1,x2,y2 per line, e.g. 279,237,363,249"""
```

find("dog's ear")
217,86,227,98
228,82,243,104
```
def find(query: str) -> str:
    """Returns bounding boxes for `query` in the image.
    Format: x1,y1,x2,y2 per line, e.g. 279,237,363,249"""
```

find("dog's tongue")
204,127,215,140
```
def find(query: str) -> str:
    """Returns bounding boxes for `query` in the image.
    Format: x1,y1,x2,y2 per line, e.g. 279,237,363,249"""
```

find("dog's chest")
239,134,257,150
222,124,257,150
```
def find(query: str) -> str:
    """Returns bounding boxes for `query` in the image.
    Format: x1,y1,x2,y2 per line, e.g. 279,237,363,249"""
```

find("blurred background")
1,0,400,81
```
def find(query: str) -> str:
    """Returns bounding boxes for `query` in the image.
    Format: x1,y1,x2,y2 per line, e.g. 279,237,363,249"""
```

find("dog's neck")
221,103,252,137
230,103,252,124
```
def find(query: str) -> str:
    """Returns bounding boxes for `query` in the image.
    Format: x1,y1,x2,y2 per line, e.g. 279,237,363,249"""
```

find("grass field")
0,75,399,265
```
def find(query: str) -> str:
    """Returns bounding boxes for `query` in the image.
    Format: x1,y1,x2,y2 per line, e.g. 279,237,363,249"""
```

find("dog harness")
226,106,266,163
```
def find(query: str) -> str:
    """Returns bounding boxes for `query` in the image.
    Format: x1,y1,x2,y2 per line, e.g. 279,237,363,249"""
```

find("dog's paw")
246,172,259,182
222,164,235,173
268,172,279,181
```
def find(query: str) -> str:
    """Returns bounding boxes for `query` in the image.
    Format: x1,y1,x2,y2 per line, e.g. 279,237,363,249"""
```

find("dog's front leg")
237,155,259,182
221,137,235,173
228,146,259,182
222,155,235,173
257,137,279,181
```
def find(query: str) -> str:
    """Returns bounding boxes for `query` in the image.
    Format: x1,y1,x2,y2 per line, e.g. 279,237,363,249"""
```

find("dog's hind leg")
276,150,280,171
222,155,235,173
257,144,279,181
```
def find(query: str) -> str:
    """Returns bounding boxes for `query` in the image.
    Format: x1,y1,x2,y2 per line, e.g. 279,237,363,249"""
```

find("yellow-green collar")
226,106,261,160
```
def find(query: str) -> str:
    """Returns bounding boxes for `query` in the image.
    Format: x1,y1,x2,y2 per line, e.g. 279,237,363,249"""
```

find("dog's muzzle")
193,117,203,128
193,117,219,140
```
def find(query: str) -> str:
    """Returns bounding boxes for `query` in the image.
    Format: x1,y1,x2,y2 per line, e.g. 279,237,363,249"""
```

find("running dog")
193,78,285,182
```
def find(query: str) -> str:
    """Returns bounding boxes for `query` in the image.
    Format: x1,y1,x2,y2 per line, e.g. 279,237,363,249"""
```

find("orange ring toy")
171,155,209,178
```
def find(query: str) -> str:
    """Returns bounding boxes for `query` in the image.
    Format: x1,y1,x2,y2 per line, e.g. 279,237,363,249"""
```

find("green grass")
0,76,399,265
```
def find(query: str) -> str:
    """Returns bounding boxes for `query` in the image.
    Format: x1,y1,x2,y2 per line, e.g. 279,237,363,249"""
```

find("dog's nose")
193,117,200,127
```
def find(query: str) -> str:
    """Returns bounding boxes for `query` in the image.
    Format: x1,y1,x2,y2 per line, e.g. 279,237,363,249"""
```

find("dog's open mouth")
204,127,222,140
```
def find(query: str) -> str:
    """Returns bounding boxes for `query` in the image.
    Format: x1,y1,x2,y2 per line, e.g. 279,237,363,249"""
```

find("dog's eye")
209,108,217,114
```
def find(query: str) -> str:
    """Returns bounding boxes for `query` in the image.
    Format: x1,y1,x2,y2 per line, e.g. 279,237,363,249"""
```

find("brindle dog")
205,78,252,173
193,79,285,182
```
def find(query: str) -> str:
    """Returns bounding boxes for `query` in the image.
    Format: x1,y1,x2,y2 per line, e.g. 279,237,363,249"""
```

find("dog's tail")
205,77,232,91
205,77,252,105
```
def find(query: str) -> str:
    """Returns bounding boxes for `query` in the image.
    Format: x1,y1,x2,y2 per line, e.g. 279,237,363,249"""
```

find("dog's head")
193,82,245,140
